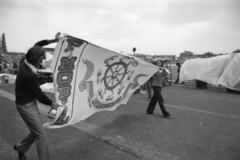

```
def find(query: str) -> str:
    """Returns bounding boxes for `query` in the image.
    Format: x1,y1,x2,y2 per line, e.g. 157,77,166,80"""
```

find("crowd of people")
1,48,224,76
0,52,25,74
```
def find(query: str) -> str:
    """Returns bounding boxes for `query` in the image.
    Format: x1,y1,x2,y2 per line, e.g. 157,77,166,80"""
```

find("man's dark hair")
26,45,45,65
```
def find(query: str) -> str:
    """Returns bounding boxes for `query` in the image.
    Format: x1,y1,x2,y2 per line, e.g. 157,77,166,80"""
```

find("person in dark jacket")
14,35,59,160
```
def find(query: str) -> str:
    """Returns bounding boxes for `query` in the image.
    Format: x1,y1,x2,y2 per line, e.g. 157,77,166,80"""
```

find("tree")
203,52,214,58
232,49,240,53
179,51,194,58
2,33,7,53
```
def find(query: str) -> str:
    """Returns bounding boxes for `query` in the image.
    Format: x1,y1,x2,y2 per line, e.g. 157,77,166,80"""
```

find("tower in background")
1,33,8,53
0,35,2,53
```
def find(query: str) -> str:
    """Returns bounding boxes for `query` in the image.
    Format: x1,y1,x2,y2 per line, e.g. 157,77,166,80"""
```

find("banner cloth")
44,35,158,128
179,53,240,90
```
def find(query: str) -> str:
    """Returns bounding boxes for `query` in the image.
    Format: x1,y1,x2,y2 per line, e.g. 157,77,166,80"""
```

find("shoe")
140,90,146,94
164,113,171,118
14,145,27,160
147,111,153,115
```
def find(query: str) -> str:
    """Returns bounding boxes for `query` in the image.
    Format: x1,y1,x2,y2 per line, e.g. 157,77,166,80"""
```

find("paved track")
0,84,240,160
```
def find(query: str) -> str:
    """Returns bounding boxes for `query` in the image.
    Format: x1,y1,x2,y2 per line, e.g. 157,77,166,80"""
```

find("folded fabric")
40,82,54,94
179,53,240,91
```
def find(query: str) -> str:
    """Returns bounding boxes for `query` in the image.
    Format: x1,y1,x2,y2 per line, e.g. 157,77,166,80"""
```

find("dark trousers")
16,100,49,160
147,86,168,116
175,74,179,84
147,84,152,99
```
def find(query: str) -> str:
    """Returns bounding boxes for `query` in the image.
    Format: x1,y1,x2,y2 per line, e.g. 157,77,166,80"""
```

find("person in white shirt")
146,60,171,118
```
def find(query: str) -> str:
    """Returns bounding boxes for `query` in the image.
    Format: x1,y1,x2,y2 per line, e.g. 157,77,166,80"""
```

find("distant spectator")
0,61,3,73
1,61,9,73
12,62,19,74
13,62,18,69
174,62,181,84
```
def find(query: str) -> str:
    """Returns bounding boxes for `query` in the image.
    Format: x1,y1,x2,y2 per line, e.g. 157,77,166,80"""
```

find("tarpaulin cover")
180,53,240,91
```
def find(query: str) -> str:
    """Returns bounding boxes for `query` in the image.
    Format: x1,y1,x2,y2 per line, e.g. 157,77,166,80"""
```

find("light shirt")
152,68,170,87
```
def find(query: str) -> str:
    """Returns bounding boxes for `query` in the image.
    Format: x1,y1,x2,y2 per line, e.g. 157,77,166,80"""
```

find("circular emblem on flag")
104,61,128,90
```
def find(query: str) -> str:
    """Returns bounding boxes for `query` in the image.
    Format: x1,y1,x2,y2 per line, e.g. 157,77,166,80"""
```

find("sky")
0,0,240,56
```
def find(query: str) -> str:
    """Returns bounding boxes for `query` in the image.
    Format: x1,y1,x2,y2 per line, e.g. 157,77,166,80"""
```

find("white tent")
179,53,240,91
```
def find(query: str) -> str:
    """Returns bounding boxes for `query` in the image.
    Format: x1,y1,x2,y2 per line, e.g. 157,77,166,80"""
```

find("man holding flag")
14,34,60,160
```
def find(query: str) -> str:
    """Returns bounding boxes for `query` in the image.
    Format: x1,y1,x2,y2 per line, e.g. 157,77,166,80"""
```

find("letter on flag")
44,35,158,128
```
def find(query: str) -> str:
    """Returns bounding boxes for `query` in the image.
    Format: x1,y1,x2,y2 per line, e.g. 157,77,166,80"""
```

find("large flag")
179,53,240,90
44,35,158,128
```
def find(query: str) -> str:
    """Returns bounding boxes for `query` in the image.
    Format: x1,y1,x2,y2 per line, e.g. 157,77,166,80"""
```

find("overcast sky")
0,0,239,56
